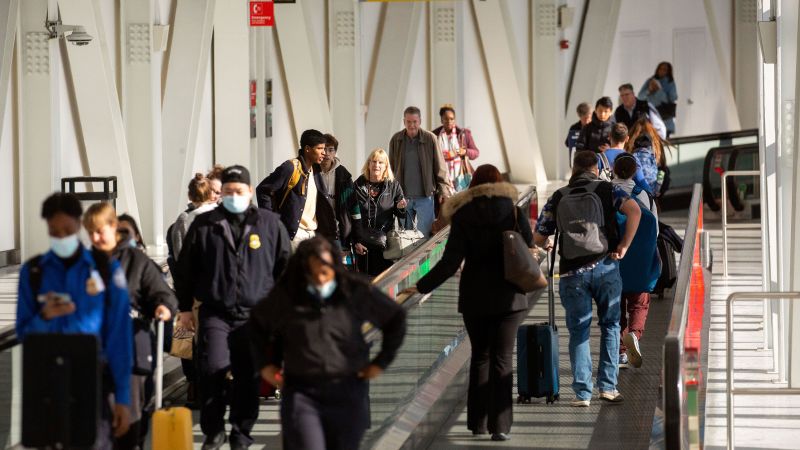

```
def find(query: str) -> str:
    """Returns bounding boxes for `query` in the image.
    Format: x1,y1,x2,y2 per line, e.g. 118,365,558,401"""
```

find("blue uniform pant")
280,378,369,450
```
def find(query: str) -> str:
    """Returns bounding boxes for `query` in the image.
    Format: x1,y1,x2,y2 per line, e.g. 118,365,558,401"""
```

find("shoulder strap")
582,180,602,193
631,185,655,210
279,159,304,210
598,153,610,170
27,255,43,295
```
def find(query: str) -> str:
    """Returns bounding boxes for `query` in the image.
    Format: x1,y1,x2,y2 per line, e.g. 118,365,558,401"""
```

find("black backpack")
653,222,684,297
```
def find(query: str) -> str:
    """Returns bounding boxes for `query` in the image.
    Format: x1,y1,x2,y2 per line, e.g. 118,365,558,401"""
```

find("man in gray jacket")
388,106,452,236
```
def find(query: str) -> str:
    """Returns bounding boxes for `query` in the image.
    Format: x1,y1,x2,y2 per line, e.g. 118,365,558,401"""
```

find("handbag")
454,156,474,192
361,227,387,249
656,101,677,120
503,207,545,292
383,217,425,260
169,325,194,360
132,318,154,375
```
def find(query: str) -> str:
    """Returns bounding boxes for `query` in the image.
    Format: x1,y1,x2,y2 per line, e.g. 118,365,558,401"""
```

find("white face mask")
307,279,338,300
50,233,81,258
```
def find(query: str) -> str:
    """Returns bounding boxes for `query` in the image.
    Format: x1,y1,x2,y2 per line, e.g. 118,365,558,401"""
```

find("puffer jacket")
416,182,534,315
575,112,614,153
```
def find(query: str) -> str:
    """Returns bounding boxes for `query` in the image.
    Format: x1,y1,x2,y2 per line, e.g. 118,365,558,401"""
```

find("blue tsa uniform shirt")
15,247,133,405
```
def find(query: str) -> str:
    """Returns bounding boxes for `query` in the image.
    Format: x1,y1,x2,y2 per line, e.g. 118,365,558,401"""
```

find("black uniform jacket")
112,245,178,319
174,205,291,319
248,274,406,382
576,112,615,153
255,156,337,241
417,182,533,316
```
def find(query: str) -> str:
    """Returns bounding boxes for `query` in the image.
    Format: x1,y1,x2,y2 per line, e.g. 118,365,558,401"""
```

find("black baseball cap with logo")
221,165,251,186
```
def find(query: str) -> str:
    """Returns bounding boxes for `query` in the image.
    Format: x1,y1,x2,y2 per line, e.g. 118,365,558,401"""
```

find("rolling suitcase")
152,319,194,450
517,245,560,404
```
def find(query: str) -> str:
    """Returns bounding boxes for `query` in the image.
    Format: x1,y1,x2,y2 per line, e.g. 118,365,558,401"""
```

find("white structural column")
702,0,742,131
19,0,56,258
0,0,18,132
120,0,159,245
365,3,423,152
471,0,545,184
328,0,362,169
161,0,215,219
213,0,250,167
531,0,560,179
565,0,620,126
274,1,333,146
59,0,140,220
734,0,759,129
429,2,461,130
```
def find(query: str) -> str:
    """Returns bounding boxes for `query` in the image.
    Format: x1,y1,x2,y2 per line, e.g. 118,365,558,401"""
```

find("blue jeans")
558,257,622,400
405,196,435,237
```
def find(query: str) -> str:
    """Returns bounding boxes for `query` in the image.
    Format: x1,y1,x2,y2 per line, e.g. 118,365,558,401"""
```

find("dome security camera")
46,21,93,46
65,27,92,46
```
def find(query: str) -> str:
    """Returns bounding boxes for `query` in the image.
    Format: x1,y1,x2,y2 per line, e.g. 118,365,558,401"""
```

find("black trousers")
462,309,527,434
197,310,259,447
281,378,369,450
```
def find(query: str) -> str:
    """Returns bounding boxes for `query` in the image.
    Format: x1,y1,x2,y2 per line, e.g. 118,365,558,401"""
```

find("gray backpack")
555,181,608,259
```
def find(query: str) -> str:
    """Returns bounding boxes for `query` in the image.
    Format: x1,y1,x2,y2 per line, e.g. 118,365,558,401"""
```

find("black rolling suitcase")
517,244,560,404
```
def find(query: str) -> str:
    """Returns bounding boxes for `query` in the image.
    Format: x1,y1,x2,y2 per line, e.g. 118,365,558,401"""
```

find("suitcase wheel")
274,389,282,401
517,395,531,404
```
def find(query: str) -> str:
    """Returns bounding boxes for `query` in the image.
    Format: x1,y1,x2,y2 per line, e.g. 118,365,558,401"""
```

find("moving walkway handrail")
669,129,758,145
663,183,710,450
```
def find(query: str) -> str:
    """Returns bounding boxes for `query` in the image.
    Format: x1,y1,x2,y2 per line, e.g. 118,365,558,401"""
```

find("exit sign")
249,1,274,27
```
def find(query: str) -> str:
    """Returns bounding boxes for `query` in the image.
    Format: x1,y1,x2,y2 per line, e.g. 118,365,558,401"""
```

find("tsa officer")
174,165,291,450
15,193,133,449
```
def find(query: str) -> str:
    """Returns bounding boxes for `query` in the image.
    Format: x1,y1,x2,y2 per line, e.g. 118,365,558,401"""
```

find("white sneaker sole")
623,333,642,368
570,399,591,407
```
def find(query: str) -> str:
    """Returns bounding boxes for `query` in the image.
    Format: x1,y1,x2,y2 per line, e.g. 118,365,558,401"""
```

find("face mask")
128,238,138,249
50,234,81,258
222,195,251,214
307,279,338,300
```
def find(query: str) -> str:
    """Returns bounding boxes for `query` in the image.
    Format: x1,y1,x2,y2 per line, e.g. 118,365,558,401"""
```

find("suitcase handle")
155,316,165,409
547,232,558,331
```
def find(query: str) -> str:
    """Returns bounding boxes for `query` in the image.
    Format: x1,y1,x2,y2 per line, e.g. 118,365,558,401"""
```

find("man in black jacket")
615,83,666,139
175,165,291,450
255,129,337,250
576,97,615,154
320,133,362,248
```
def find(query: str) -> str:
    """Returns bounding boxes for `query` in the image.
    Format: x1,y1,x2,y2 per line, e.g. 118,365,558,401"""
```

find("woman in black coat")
249,237,406,450
408,164,545,442
353,148,407,276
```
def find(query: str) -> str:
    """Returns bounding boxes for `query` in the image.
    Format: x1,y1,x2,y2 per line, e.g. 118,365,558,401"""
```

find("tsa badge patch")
112,267,128,289
249,234,262,250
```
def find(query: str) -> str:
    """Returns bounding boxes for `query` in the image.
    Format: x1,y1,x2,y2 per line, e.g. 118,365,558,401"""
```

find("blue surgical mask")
307,279,338,300
222,195,251,214
128,238,138,249
50,234,81,258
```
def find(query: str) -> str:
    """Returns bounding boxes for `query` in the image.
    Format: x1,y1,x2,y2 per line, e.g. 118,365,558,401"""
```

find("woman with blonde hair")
83,202,177,450
353,148,407,276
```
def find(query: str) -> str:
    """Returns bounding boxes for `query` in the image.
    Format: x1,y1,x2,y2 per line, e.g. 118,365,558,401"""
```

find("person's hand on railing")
400,286,419,296
358,364,384,380
260,364,284,389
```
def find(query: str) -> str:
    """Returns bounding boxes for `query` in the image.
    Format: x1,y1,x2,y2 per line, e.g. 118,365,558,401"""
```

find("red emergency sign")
250,1,274,27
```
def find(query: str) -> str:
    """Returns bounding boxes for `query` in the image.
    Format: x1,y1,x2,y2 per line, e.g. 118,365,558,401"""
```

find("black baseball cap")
221,165,251,185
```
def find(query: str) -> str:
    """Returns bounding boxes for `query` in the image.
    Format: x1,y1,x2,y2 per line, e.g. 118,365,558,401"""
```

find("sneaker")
201,433,227,450
619,353,630,369
491,433,511,441
599,390,624,403
623,333,643,368
570,398,591,407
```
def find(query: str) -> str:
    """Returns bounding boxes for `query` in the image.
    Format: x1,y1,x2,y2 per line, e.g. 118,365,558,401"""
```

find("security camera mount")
46,19,93,46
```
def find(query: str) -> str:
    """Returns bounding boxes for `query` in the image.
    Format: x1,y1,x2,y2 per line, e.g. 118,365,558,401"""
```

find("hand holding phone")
40,292,76,320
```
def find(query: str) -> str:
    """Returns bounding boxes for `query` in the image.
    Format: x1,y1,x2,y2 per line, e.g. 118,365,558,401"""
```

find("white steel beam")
329,0,362,169
120,0,160,246
364,3,423,152
59,0,140,221
471,0,545,184
19,0,56,258
274,1,333,145
161,0,215,220
213,0,250,168
734,0,759,129
0,0,19,139
531,0,561,180
702,0,742,131
565,0,620,125
429,2,461,131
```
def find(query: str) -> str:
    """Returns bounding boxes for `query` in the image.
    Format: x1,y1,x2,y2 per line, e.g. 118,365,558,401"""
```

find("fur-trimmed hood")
439,182,518,224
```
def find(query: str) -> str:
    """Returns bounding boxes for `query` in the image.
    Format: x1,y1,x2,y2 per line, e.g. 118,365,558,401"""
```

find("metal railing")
663,183,712,450
720,170,761,277
725,292,800,450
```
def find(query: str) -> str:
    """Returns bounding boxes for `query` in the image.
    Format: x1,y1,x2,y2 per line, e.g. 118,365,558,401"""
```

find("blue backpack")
616,186,661,293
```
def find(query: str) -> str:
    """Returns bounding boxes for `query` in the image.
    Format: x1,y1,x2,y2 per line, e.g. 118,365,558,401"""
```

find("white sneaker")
619,353,630,369
599,390,624,403
623,333,642,368
570,398,591,407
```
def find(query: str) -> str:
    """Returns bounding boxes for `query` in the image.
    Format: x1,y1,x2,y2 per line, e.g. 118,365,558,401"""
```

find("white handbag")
383,217,425,260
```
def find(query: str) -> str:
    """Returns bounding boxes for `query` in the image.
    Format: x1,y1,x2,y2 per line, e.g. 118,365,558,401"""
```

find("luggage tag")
86,270,106,296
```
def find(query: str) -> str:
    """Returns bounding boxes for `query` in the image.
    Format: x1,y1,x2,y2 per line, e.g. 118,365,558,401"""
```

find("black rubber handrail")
669,128,757,145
